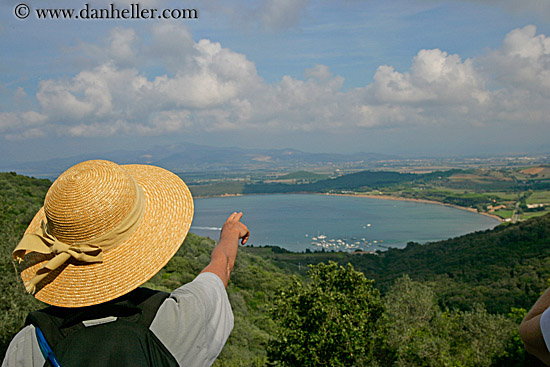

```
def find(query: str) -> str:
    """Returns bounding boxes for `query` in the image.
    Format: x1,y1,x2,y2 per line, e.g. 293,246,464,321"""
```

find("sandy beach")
323,192,504,223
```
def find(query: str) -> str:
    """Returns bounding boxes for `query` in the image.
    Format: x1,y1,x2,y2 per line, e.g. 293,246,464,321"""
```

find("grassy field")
494,210,514,219
526,190,550,204
520,210,550,220
491,191,520,201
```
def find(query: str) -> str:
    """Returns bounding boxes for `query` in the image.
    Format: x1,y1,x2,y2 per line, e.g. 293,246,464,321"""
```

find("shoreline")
194,191,503,223
194,193,243,199
322,192,504,223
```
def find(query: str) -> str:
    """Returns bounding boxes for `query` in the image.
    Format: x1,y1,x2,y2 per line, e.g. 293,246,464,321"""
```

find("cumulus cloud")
370,49,488,104
70,27,141,69
19,25,264,137
3,24,550,143
483,25,550,93
153,39,263,109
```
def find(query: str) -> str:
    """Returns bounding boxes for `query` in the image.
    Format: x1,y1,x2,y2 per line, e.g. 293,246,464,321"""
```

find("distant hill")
0,143,399,179
274,171,330,181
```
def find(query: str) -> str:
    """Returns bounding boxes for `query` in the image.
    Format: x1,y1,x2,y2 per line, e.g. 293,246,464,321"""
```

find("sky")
1,0,550,164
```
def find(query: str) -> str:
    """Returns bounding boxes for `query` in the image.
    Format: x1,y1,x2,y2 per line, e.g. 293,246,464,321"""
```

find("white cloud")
37,64,117,121
24,28,263,136
483,25,550,95
20,111,47,125
4,24,550,143
107,27,139,64
370,49,488,105
0,112,19,133
152,38,262,109
147,110,191,133
66,120,128,137
0,111,47,139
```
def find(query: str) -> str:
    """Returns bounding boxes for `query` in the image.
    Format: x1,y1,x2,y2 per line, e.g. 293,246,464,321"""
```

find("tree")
382,275,517,367
267,261,383,366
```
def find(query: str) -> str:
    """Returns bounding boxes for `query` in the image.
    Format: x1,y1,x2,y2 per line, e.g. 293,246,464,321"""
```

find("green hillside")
357,215,550,314
275,170,330,181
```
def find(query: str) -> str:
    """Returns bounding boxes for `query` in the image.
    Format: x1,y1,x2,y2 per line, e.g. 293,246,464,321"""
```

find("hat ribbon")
13,181,146,295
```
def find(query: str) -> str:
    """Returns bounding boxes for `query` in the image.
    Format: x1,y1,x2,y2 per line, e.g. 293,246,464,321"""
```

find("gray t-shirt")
540,306,550,353
2,272,233,367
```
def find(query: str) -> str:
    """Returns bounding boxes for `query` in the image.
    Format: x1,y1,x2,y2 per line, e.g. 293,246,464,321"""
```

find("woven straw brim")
19,164,194,308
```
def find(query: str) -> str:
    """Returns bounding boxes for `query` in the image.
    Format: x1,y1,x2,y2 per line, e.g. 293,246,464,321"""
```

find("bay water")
190,194,500,252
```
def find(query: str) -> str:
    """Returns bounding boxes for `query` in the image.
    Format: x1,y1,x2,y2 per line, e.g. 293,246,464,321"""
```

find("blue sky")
1,0,550,163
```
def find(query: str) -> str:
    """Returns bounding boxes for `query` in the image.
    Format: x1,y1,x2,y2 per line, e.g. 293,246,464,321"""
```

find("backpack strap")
35,326,61,367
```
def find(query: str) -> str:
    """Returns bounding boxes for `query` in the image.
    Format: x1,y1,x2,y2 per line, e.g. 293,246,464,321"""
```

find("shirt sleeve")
1,325,45,367
540,307,550,352
150,272,234,367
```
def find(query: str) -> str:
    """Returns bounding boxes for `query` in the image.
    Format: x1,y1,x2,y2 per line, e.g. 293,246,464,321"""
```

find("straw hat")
13,160,194,308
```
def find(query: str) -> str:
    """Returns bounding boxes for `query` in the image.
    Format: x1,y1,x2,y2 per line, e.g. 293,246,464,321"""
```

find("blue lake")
190,194,500,252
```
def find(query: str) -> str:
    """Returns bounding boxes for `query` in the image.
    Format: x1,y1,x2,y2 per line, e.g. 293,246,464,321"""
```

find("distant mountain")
0,143,399,178
153,145,398,171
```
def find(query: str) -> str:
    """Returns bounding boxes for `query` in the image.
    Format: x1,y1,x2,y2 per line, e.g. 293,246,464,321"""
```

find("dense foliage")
0,172,50,232
267,265,526,366
268,262,383,366
381,276,517,366
0,173,48,354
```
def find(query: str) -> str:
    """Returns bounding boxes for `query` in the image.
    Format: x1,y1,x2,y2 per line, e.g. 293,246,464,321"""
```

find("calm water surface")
190,194,500,252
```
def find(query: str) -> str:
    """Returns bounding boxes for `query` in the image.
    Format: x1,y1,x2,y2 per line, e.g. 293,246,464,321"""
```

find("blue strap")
35,326,62,367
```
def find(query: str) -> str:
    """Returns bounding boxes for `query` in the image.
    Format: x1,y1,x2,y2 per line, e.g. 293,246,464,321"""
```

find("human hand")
220,212,250,245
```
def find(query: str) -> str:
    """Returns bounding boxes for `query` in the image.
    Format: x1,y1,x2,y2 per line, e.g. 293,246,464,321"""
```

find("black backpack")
25,288,179,367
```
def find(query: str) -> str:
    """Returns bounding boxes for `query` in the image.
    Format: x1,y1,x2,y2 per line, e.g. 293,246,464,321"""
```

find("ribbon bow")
13,221,103,294
13,181,146,295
